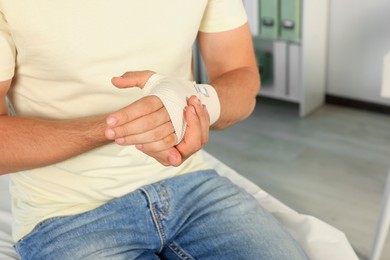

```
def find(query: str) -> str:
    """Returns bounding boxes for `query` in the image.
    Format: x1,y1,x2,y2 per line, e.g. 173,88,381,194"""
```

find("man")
0,1,307,259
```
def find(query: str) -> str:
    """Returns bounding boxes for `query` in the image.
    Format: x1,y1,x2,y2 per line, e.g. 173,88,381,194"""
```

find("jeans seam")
159,184,170,216
169,241,194,260
140,187,167,254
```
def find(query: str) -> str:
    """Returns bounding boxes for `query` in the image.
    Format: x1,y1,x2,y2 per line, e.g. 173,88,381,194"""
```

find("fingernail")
106,129,115,139
107,117,117,126
116,137,125,144
135,144,143,150
195,97,201,105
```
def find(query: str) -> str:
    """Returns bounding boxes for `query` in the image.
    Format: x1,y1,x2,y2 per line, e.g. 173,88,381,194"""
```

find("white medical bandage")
142,74,221,144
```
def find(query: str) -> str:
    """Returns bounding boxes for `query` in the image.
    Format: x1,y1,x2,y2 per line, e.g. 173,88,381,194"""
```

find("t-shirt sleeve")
199,0,248,33
0,10,16,81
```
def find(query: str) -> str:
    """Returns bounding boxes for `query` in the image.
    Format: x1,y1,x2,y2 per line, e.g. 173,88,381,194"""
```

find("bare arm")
104,23,260,166
198,22,260,129
0,79,109,175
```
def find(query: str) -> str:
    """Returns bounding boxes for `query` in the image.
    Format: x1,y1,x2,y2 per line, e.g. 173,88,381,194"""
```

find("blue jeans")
15,170,308,260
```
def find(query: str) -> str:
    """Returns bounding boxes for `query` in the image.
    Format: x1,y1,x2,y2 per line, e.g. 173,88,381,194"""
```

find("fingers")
111,70,155,89
106,105,171,142
106,79,210,167
105,96,173,155
175,96,210,161
117,122,177,148
137,147,183,167
106,96,164,133
188,96,210,145
137,96,210,167
107,70,187,167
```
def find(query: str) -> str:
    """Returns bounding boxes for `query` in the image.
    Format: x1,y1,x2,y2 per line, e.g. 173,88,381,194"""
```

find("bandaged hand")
142,73,220,143
106,71,220,166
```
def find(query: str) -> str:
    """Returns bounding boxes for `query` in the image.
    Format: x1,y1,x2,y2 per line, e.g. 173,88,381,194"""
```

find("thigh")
159,172,308,260
15,190,161,260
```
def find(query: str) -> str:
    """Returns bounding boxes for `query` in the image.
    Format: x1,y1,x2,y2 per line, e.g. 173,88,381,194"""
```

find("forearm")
0,115,109,175
198,23,260,130
210,66,260,130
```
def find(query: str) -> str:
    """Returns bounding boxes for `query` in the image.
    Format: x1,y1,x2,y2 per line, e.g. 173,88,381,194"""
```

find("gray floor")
204,97,390,260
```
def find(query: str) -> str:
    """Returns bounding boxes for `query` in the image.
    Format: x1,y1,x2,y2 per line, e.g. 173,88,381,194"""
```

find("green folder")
280,0,301,42
259,0,279,40
255,50,273,85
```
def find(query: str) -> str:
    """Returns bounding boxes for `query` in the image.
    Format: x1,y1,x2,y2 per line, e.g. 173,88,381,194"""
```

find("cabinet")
244,0,329,117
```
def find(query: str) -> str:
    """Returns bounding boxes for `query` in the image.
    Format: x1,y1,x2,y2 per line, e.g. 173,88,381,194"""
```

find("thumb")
168,147,183,167
111,70,155,89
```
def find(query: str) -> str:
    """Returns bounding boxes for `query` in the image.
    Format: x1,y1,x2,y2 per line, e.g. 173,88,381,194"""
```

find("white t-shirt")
0,1,247,241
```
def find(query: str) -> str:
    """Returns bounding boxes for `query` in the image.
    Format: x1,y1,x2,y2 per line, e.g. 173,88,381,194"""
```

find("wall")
327,0,390,105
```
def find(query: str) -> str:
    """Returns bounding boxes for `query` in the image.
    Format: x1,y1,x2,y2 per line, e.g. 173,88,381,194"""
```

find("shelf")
246,0,329,117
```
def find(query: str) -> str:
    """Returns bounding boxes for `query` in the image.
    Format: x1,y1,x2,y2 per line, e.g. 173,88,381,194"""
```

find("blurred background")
199,0,390,259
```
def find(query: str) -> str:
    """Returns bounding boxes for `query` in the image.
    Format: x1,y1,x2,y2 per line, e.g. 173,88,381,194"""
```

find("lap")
15,170,307,260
